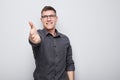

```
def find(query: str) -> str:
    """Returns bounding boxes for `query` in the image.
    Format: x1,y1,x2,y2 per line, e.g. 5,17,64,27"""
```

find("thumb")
29,21,35,29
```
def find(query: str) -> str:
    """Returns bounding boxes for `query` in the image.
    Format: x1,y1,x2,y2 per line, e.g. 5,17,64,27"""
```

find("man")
28,6,75,80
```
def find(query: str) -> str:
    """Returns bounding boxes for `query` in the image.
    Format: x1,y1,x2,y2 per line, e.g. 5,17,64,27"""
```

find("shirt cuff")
66,64,75,71
29,39,40,47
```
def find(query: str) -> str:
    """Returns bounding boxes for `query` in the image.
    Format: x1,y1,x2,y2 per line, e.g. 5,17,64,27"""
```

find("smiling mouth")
46,22,53,25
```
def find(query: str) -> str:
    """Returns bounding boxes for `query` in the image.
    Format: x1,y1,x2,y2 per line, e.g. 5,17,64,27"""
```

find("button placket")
53,38,58,79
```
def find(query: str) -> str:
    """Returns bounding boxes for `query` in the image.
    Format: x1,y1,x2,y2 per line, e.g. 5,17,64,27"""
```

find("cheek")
54,20,57,24
41,18,46,22
41,20,46,24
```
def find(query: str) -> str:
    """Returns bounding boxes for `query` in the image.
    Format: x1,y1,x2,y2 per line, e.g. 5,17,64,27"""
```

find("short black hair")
41,6,56,15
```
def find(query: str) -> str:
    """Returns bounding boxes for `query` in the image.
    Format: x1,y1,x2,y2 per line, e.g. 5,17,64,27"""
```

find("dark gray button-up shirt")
29,29,75,80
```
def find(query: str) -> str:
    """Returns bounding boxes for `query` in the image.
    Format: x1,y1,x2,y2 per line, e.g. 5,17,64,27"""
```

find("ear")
56,16,58,21
40,17,43,23
40,17,42,21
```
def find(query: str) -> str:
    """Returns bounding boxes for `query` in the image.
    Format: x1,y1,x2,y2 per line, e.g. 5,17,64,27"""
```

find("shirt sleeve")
66,42,75,71
29,39,40,47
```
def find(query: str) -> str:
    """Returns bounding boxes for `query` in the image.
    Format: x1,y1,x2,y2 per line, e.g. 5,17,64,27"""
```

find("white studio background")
0,0,120,80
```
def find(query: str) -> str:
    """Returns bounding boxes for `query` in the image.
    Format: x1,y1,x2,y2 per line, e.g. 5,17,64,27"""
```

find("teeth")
46,22,53,25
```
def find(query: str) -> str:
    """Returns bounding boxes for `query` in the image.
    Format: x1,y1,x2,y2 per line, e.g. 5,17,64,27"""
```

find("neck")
47,28,56,36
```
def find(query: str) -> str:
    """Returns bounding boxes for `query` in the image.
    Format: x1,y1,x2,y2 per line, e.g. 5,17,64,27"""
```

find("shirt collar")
43,28,61,37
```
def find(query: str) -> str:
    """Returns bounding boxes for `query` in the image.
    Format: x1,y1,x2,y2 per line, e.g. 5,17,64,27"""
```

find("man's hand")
29,21,41,44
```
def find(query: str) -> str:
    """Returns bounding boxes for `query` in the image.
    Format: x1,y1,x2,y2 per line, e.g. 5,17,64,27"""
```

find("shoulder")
37,29,43,34
59,32,70,42
37,29,46,36
37,29,46,41
58,32,72,47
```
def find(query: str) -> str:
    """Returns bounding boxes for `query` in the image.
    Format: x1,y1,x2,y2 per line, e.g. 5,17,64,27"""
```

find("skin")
29,10,74,80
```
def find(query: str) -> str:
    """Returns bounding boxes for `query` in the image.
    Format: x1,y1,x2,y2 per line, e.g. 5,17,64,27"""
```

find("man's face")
41,10,57,30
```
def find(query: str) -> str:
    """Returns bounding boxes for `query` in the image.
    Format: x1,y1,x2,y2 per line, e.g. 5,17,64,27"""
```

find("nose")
47,16,51,21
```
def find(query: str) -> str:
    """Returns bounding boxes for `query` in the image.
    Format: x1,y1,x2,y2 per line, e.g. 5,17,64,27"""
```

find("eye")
49,15,56,17
41,15,56,19
42,15,48,18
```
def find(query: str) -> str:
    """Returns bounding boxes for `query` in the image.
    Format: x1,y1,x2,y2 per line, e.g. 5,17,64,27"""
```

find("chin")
45,26,55,30
46,28,54,31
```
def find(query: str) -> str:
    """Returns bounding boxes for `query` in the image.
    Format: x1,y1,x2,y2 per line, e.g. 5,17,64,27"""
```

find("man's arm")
66,39,75,80
67,71,75,80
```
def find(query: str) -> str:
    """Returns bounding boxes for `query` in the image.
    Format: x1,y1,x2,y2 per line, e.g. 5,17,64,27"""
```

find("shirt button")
53,45,56,47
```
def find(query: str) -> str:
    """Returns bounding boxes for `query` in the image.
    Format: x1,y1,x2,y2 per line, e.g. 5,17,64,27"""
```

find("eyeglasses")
41,15,56,19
